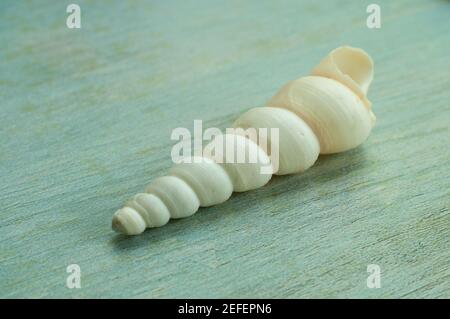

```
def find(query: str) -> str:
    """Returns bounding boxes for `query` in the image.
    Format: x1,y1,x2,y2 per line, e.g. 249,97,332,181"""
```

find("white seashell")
311,46,373,108
145,176,200,219
203,134,272,192
233,107,320,175
268,76,373,154
112,207,147,235
111,46,376,235
169,156,233,207
125,193,170,227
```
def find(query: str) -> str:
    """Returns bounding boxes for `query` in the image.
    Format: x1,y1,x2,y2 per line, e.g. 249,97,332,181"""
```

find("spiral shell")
268,76,373,154
233,107,319,175
112,46,375,235
203,134,272,191
169,156,233,206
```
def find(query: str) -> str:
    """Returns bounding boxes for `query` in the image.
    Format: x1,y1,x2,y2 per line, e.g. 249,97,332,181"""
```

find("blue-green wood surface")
1,0,449,298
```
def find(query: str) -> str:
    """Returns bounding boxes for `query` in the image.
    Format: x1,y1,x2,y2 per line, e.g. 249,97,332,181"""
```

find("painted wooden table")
1,0,449,298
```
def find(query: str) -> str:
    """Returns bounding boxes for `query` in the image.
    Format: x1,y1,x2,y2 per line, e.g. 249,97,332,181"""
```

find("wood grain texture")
0,0,449,298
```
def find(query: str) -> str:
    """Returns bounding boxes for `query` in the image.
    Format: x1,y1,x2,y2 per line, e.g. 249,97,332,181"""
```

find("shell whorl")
112,46,375,235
